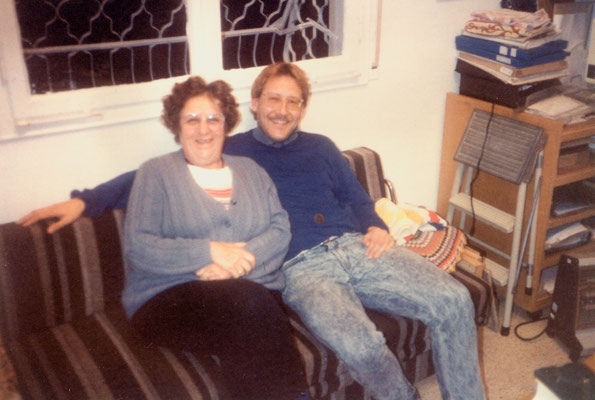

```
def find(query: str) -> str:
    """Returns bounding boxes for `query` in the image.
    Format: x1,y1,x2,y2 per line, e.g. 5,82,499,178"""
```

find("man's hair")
251,62,311,115
161,76,240,142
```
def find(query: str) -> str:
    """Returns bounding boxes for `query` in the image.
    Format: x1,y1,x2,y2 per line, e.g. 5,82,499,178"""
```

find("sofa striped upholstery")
0,147,490,399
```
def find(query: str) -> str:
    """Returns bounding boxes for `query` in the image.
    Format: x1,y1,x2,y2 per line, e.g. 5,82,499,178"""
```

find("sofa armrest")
385,178,397,203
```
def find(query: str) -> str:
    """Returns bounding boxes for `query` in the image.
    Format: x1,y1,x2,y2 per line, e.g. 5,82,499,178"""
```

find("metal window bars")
221,0,334,69
16,0,189,94
14,0,335,95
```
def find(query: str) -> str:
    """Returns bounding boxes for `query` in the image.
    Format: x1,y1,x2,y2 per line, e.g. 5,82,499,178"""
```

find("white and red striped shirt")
187,164,233,208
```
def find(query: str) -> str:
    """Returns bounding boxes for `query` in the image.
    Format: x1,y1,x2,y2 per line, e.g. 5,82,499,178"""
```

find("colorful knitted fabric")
375,199,465,272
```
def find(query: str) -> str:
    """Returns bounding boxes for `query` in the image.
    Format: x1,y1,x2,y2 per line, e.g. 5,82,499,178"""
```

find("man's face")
250,75,305,142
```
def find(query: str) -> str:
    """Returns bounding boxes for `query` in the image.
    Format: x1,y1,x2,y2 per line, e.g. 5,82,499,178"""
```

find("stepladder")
446,109,546,336
447,157,543,336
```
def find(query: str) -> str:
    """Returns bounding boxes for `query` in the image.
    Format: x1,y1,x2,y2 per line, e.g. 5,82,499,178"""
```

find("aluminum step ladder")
446,109,546,336
447,162,539,336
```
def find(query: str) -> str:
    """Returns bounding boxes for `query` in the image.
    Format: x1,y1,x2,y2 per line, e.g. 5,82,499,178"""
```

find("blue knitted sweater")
74,128,387,260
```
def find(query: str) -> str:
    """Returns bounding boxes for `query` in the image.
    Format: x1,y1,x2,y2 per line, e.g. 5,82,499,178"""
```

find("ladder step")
448,193,515,233
485,258,509,287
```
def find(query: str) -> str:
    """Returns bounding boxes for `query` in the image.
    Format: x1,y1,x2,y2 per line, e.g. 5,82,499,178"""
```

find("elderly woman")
123,76,304,400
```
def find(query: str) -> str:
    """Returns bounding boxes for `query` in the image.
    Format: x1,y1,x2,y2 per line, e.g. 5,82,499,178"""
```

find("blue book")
457,46,567,68
455,35,567,60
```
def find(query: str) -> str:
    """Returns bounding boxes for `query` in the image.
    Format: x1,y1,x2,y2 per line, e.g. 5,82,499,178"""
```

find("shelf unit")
437,93,595,313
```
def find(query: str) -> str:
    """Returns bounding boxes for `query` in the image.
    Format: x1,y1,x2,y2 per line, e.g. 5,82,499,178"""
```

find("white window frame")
0,0,376,142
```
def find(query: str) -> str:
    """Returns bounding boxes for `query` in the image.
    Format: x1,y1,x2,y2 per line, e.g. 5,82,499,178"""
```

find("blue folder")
457,46,567,68
456,35,568,61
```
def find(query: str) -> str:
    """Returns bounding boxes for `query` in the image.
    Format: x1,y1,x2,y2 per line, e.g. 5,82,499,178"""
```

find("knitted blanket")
375,199,465,272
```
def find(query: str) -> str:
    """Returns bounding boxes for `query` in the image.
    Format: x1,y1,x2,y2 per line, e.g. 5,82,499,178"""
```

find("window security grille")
15,0,188,94
221,0,333,70
14,0,336,95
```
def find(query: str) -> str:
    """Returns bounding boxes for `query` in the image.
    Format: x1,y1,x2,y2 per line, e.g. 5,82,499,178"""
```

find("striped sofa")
0,147,491,399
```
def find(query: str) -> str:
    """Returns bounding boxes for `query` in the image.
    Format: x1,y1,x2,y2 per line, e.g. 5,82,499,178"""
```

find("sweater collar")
251,127,300,148
176,149,239,171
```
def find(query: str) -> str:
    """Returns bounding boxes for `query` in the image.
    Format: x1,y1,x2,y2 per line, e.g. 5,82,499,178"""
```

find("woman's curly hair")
161,76,240,142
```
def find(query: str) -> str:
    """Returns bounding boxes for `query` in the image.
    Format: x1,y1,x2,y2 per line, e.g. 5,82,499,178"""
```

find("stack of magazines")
526,82,595,124
456,8,568,109
545,221,592,253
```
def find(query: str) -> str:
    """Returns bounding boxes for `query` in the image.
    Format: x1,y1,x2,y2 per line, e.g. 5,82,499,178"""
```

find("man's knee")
343,331,391,365
436,279,474,322
282,276,311,306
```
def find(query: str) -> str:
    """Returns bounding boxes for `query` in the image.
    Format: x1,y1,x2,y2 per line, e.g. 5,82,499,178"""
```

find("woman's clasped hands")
196,242,256,281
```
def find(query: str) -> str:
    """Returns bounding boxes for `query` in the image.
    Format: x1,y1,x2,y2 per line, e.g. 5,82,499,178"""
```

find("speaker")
546,252,595,361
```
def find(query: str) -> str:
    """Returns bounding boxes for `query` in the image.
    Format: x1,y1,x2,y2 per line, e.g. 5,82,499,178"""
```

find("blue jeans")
282,232,485,400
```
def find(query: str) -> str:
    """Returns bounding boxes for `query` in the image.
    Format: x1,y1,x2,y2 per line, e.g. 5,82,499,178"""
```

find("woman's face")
178,95,226,169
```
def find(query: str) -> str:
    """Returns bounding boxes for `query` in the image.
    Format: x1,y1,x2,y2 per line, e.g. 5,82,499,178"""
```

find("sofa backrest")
342,147,388,202
0,147,389,343
0,211,127,342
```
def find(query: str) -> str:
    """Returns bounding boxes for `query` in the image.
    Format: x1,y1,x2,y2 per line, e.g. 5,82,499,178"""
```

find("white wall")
0,0,499,224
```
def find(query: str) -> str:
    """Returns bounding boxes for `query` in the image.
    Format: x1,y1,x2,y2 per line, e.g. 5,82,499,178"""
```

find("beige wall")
0,0,499,223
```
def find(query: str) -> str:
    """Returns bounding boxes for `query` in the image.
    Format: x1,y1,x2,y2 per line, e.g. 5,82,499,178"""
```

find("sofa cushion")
7,307,225,399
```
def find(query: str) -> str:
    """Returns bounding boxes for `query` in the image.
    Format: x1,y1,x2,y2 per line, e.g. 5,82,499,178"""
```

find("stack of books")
456,8,569,109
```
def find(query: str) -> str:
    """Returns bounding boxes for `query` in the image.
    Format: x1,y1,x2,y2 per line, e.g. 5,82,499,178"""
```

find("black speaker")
546,252,595,361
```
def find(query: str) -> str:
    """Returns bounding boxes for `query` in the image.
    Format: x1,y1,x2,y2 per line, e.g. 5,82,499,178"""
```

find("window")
0,0,376,141
14,0,337,95
221,0,335,70
15,0,189,95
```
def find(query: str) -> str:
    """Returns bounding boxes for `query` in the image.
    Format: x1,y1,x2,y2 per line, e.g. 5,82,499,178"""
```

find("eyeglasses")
180,113,225,130
261,93,303,112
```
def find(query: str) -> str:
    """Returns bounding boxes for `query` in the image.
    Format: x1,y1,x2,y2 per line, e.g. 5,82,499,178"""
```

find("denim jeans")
282,232,485,400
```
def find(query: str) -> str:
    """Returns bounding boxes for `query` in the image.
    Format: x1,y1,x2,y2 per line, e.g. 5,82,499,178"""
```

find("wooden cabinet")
437,92,595,313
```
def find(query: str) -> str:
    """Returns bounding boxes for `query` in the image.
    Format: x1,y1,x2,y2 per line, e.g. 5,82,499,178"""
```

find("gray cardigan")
122,150,291,318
